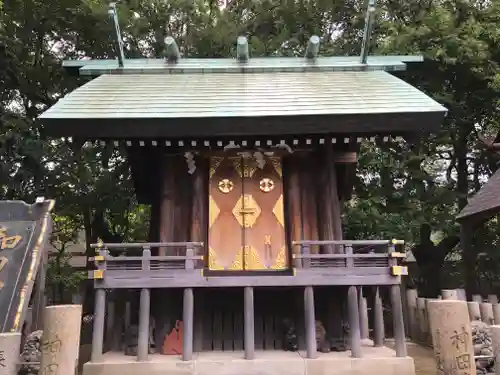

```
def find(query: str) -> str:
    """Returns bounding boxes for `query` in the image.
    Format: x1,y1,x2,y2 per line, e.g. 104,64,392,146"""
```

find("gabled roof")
39,69,447,138
457,168,500,223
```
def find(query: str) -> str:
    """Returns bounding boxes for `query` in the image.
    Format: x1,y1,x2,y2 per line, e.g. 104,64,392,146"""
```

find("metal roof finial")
236,36,249,62
305,35,320,59
108,3,125,68
164,36,181,63
360,0,377,64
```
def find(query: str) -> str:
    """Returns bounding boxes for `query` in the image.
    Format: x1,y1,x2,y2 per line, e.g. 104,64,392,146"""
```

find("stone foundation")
83,345,415,375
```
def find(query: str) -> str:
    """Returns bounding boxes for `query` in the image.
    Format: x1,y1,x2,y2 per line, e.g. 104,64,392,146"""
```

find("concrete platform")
83,344,416,375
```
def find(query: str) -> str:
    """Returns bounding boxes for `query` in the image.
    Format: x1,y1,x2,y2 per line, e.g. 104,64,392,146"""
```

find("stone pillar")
468,301,481,321
493,304,500,325
457,289,467,301
0,332,22,375
472,294,483,303
442,289,458,300
40,305,83,375
406,289,418,340
427,300,476,375
480,302,494,325
490,325,500,375
488,294,499,304
417,297,428,342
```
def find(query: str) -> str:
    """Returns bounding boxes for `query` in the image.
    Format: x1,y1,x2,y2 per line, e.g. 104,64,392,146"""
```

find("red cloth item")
162,320,184,355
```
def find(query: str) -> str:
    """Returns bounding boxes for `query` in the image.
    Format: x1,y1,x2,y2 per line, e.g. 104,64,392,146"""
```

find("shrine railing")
292,239,406,274
87,239,406,289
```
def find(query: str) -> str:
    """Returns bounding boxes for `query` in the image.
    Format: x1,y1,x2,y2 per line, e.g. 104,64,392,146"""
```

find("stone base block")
83,346,416,375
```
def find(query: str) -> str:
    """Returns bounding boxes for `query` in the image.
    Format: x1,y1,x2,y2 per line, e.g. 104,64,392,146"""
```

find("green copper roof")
63,55,423,76
41,70,445,120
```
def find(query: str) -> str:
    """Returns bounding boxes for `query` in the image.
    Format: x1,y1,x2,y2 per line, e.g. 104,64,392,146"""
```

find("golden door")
208,155,288,271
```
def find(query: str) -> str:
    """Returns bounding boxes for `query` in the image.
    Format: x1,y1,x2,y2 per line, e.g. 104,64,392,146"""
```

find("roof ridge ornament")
360,0,376,64
305,35,320,59
236,36,249,62
165,36,181,63
108,3,125,68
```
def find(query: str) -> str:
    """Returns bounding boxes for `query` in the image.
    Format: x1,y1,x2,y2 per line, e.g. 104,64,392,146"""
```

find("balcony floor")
82,342,415,375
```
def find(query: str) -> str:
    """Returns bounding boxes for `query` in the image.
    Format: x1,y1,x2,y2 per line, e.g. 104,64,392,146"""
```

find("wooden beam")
164,36,181,63
332,152,357,163
236,36,249,62
305,35,320,59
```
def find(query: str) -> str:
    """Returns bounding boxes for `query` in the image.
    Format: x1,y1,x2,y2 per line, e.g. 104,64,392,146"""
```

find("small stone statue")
19,330,43,375
315,320,331,353
282,318,298,351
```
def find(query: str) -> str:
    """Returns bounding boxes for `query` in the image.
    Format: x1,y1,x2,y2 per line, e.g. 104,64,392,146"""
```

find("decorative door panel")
208,156,244,270
208,155,288,271
242,156,287,270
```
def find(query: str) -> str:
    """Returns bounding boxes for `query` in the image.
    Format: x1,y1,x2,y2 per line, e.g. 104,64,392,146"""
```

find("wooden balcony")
88,240,407,289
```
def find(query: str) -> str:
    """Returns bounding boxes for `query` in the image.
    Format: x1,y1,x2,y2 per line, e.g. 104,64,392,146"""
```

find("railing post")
347,286,362,358
185,246,194,270
373,286,384,347
244,286,255,359
294,244,302,268
390,284,407,357
345,245,354,268
138,247,151,361
302,244,311,268
183,287,194,360
91,288,106,362
304,286,317,358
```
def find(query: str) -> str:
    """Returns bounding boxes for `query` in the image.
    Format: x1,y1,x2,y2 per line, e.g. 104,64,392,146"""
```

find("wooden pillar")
91,289,106,362
190,156,208,266
304,286,317,358
359,290,369,340
406,289,418,340
137,288,150,361
159,156,177,256
373,287,384,347
183,288,194,361
299,156,319,254
390,285,407,357
105,295,115,351
284,156,304,256
244,287,255,360
347,286,362,358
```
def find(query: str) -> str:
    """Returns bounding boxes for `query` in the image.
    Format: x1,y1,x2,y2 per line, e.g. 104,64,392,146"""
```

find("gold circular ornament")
218,179,234,193
259,178,275,193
